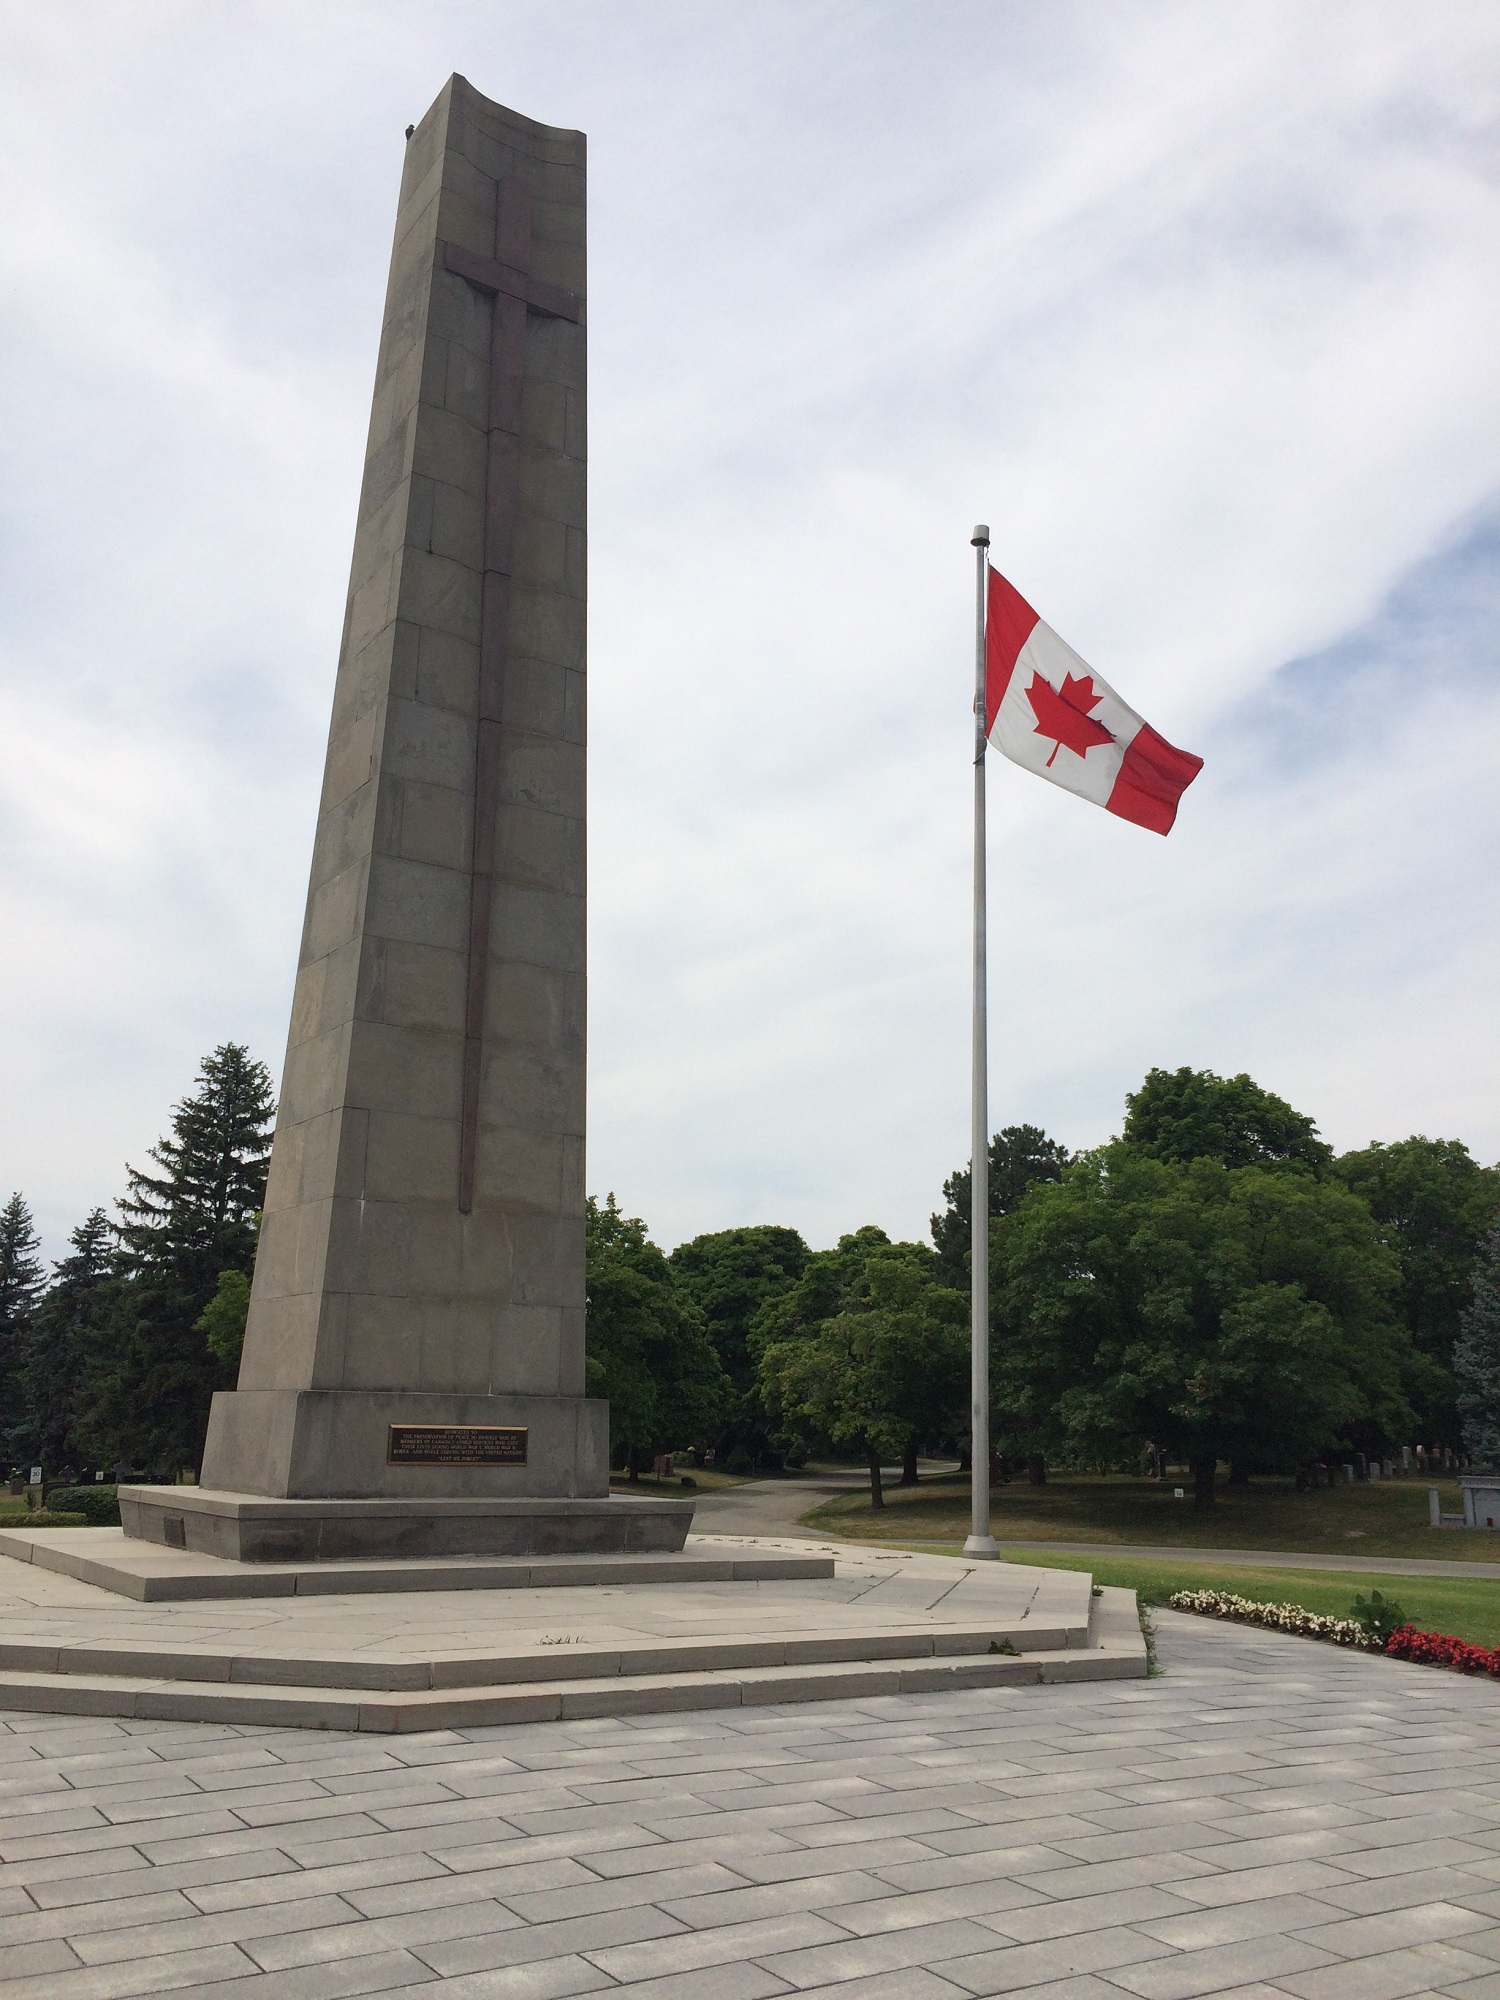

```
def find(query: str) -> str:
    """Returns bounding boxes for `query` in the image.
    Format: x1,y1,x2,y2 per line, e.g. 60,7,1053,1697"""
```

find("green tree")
196,1269,252,1370
1334,1137,1500,1442
993,1147,1413,1507
0,1193,45,1465
669,1225,808,1461
1455,1222,1500,1468
586,1196,728,1473
76,1044,275,1474
756,1232,967,1503
16,1208,116,1472
931,1125,1072,1287
1122,1067,1332,1171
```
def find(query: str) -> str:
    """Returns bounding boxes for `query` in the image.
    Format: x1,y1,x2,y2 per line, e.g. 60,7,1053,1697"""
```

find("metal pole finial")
971,523,990,547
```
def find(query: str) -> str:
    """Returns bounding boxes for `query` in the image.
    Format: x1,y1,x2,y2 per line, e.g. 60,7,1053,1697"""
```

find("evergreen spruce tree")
0,1193,45,1468
76,1045,275,1474
1455,1220,1500,1469
17,1209,116,1473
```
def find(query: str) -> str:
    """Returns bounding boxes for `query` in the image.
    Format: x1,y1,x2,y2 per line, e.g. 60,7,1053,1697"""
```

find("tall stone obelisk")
121,77,690,1561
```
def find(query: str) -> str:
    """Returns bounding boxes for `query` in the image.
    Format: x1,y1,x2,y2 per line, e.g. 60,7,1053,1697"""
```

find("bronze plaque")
387,1424,528,1467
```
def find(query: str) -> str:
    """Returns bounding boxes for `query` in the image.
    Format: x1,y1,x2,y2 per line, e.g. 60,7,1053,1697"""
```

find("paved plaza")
4,1609,1500,2000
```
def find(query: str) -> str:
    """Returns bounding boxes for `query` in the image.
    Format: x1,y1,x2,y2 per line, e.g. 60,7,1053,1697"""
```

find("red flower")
1386,1625,1500,1676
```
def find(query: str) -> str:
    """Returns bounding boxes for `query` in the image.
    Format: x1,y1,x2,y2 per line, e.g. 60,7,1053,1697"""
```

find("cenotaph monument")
121,75,692,1563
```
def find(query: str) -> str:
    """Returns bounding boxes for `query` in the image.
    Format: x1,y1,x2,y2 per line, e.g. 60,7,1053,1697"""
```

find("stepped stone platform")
0,1532,1144,1731
0,1509,739,1602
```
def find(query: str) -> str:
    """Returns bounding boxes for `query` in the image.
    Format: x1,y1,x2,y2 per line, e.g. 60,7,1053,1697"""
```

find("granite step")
0,1590,1146,1730
0,1614,1088,1694
0,1525,836,1601
0,1589,1146,1730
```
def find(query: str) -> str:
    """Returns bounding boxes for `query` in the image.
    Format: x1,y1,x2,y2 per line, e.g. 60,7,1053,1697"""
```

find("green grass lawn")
886,1546,1500,1651
803,1467,1500,1561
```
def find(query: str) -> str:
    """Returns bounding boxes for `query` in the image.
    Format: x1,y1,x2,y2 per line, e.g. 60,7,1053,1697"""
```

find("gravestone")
120,75,691,1563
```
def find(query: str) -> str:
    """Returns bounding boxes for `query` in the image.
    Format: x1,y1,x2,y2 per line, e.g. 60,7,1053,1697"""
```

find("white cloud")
0,0,1496,1259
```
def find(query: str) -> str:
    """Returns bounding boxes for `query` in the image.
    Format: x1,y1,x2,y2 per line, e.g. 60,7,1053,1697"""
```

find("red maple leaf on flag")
1025,671,1116,767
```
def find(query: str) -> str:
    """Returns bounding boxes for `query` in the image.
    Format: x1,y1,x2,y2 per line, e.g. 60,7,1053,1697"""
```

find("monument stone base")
198,1390,612,1503
118,1487,695,1565
118,1390,691,1565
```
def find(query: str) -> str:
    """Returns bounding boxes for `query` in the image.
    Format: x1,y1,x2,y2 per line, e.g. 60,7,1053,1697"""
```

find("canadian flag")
986,569,1203,835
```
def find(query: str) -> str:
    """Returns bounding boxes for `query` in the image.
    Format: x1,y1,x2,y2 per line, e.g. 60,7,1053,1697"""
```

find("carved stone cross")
442,186,580,1213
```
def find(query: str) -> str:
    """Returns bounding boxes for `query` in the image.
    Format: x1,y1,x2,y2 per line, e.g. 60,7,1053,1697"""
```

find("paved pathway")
698,1479,1500,1579
687,1476,871,1540
4,1610,1500,1999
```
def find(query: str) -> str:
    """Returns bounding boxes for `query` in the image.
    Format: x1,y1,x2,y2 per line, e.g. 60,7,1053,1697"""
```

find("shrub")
46,1485,121,1526
14,1510,89,1527
724,1445,755,1475
1350,1589,1407,1645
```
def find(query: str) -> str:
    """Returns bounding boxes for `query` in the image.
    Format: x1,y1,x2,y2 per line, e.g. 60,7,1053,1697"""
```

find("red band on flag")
1106,723,1204,835
985,569,1040,728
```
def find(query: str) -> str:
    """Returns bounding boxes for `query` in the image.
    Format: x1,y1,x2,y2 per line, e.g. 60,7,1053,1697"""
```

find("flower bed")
1167,1588,1380,1649
1168,1588,1500,1680
1385,1626,1500,1676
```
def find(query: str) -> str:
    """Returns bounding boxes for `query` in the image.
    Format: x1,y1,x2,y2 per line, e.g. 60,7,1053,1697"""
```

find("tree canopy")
669,1224,808,1459
991,1147,1415,1505
586,1195,728,1470
931,1124,1072,1286
755,1230,967,1502
15,1208,115,1472
0,1193,45,1466
1455,1222,1500,1470
1122,1067,1332,1171
1333,1137,1500,1440
75,1044,274,1473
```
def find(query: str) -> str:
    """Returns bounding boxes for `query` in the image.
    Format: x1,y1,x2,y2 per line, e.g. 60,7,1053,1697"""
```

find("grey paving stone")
1106,1932,1341,1998
928,1924,1179,1995
1279,1941,1500,1999
70,1892,364,1966
412,1903,687,1977
1012,1854,1227,1899
817,1879,1051,1936
755,1914,1021,1988
1,1940,81,1977
584,1966,792,1999
21,1848,302,1910
498,1859,747,1924
1172,1860,1364,1907
243,1897,524,1971
184,1853,452,1915
748,1973,969,2000
0,1888,197,1947
654,1870,893,1929
1291,1904,1500,1957
584,1910,846,1981
422,1960,613,1999
0,1940,254,2000
1135,1892,1351,1949
145,1953,438,2000
1442,1974,1500,2000
1337,1841,1500,1880
983,1885,1205,1942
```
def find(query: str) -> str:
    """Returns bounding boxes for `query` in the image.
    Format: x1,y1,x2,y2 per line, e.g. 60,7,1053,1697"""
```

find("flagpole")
965,523,999,1560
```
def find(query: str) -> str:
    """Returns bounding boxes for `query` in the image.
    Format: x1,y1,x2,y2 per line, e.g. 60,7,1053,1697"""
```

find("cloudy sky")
2,0,1497,1262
